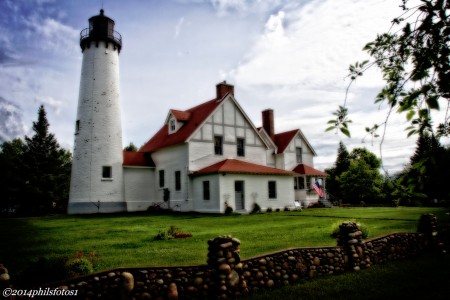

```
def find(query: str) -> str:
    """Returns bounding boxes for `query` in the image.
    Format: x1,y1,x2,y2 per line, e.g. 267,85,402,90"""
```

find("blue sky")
1,0,445,174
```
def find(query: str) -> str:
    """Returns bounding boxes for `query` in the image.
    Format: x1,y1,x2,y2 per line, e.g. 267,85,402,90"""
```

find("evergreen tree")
325,141,350,201
401,133,450,204
124,142,138,152
20,105,72,215
0,138,26,214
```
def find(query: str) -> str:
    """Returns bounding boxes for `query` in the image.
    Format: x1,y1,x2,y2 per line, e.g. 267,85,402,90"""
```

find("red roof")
171,109,191,121
140,98,223,152
193,159,296,176
293,164,327,176
274,129,298,153
123,151,155,167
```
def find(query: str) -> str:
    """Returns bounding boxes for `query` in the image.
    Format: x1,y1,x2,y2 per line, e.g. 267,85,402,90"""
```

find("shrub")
225,205,233,215
154,225,192,240
66,257,93,277
154,229,170,240
284,206,290,212
275,208,280,212
266,207,273,213
330,220,369,239
251,203,262,214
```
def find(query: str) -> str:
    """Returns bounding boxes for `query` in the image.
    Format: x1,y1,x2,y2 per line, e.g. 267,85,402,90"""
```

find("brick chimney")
262,109,275,141
216,81,234,99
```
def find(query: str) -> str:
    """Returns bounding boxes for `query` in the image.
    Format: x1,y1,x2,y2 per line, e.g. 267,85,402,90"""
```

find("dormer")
165,109,191,134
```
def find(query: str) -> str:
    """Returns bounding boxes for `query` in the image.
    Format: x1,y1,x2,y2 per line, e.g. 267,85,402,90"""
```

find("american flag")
312,183,324,198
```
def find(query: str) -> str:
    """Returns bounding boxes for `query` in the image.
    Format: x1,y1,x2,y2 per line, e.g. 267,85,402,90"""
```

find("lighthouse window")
102,166,112,179
75,120,80,133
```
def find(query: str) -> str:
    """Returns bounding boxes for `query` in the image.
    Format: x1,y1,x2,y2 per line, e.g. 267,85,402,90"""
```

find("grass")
250,254,450,300
1,207,448,287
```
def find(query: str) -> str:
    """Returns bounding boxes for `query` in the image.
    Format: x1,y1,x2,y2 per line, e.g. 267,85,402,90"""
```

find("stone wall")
38,215,437,299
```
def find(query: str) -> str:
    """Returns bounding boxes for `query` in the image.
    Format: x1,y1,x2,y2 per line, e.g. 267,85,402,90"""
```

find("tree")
0,138,26,213
20,105,72,215
328,0,450,138
124,142,138,152
325,142,351,201
400,133,450,204
338,147,384,204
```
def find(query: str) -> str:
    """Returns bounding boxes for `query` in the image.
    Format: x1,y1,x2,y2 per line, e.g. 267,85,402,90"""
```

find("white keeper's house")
68,10,327,214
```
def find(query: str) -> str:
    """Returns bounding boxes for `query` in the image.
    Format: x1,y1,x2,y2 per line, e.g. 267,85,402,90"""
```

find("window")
170,119,176,132
102,166,112,179
214,136,223,155
294,177,305,190
296,147,303,163
268,181,277,199
175,171,181,191
203,181,210,200
75,120,80,133
159,170,165,187
237,138,245,156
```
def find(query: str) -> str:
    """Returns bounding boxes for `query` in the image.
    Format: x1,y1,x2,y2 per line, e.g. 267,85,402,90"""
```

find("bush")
330,220,369,239
154,225,192,240
251,203,262,214
66,257,93,277
284,206,290,212
266,207,273,213
225,205,233,215
275,208,280,212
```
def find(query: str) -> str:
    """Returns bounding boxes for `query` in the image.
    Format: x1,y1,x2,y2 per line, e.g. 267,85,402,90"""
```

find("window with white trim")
102,166,112,179
203,181,210,200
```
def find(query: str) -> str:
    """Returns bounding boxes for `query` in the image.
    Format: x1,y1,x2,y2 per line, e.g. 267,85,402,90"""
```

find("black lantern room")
80,9,122,52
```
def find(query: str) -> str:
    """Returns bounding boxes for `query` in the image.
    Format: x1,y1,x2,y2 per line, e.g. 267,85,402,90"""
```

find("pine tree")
402,133,449,204
325,142,350,201
21,105,71,215
0,138,26,214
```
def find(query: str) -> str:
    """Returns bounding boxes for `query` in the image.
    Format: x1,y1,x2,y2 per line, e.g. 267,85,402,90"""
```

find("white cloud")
211,0,282,16
26,17,78,55
0,97,27,142
174,17,185,39
35,95,63,114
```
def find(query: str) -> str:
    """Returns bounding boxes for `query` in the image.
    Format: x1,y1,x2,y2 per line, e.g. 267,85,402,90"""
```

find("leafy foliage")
328,0,450,138
326,106,352,137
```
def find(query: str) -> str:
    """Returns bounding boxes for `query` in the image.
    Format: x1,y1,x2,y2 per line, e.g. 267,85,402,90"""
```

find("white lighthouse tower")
68,9,125,214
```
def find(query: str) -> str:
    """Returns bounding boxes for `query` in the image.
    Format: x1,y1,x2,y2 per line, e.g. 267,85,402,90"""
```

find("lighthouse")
68,9,125,214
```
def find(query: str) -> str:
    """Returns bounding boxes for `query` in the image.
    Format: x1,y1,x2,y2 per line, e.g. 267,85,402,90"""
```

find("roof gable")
193,159,295,176
274,129,298,153
274,129,317,156
140,98,223,152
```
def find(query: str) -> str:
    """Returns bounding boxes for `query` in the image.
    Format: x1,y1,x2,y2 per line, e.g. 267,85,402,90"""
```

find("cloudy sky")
1,0,446,174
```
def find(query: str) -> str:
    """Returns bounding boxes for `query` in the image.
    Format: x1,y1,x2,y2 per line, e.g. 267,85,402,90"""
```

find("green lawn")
1,207,448,286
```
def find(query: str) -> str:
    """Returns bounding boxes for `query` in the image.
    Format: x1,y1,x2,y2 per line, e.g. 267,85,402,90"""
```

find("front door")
235,181,245,211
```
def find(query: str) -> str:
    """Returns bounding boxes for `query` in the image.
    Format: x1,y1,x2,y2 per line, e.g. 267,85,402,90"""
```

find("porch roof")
293,164,328,176
192,159,296,176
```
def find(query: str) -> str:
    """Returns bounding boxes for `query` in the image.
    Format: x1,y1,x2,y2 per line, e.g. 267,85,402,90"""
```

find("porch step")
319,198,333,208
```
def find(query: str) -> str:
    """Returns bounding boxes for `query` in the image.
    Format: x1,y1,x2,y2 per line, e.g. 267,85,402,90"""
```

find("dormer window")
169,119,176,133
